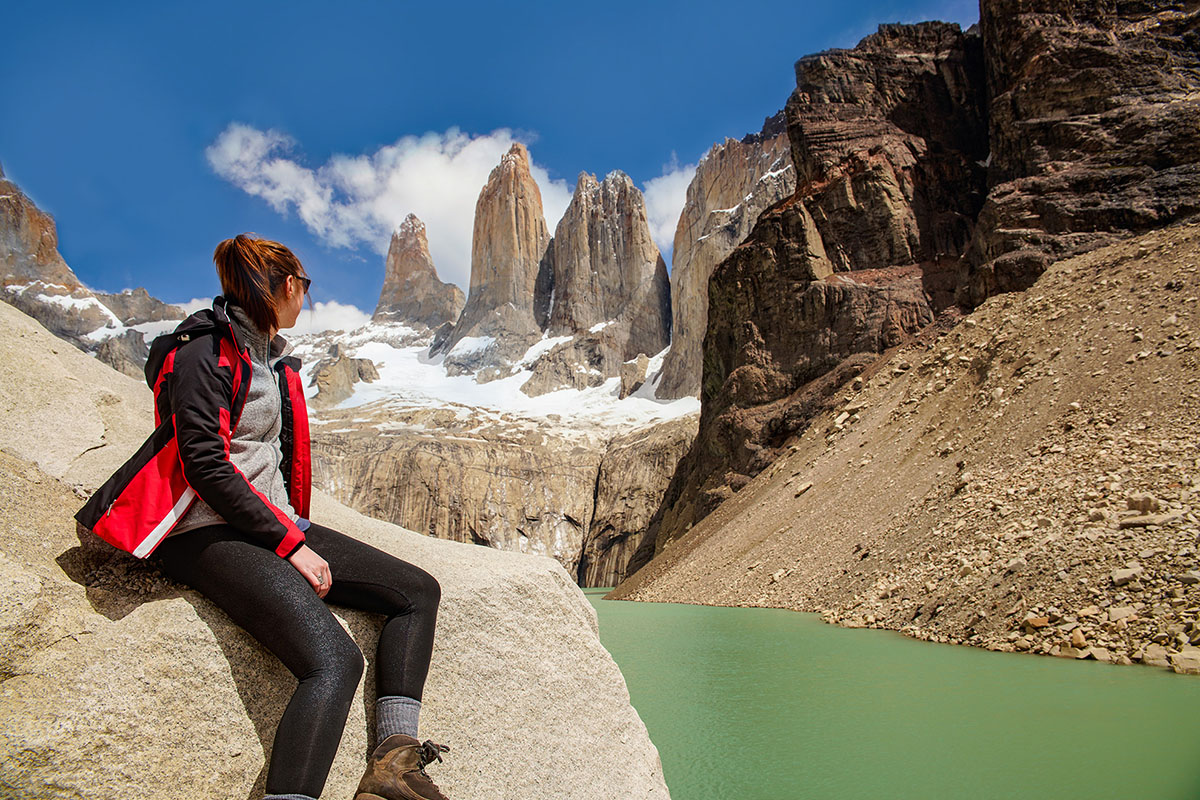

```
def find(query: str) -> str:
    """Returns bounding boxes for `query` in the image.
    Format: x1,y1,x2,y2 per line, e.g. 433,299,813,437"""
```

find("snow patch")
448,335,495,357
757,164,793,183
85,317,181,345
519,334,572,366
36,292,124,328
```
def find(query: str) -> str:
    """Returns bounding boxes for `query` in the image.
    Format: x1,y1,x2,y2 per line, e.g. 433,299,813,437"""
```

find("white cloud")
206,124,571,293
641,153,697,269
172,296,369,337
287,300,373,337
177,297,212,315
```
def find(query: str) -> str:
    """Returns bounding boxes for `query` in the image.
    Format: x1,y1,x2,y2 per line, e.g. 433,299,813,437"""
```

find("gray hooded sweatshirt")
170,303,300,537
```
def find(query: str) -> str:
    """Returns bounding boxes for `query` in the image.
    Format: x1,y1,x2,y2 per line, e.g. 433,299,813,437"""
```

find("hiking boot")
354,734,450,800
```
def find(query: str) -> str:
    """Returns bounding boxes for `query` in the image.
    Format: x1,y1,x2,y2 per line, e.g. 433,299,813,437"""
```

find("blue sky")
2,0,978,323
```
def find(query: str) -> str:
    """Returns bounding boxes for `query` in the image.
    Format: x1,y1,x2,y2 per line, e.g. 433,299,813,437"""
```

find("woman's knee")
318,629,365,687
416,568,441,608
382,563,440,613
399,565,440,616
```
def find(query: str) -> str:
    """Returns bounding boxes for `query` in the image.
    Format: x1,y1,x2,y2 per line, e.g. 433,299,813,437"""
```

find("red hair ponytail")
213,233,307,332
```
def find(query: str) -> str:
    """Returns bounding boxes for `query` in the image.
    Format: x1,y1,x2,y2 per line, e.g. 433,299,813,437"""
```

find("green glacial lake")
585,589,1200,800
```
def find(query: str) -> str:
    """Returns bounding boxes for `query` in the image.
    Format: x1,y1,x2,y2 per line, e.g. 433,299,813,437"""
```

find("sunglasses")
296,275,312,294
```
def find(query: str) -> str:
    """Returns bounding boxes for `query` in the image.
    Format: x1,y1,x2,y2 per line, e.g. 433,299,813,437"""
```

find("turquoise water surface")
586,589,1200,800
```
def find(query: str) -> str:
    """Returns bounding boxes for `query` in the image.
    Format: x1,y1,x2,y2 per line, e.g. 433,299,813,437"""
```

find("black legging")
153,521,440,798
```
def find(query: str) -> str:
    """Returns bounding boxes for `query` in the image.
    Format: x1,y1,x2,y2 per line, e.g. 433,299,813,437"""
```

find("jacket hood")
143,296,236,388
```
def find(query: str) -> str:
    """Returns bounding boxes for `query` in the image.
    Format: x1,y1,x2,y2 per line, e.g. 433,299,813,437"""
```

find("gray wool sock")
377,695,422,740
263,795,316,800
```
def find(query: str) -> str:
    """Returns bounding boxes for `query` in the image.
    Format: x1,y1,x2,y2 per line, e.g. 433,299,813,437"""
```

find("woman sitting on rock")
77,234,449,800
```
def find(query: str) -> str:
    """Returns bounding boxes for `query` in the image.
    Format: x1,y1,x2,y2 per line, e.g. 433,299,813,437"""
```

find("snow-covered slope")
292,322,698,431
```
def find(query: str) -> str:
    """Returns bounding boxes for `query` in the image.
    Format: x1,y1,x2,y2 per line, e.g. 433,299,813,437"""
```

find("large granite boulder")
0,301,668,800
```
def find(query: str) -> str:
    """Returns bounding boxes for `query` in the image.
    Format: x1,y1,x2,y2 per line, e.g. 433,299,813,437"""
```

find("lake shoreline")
587,591,1200,800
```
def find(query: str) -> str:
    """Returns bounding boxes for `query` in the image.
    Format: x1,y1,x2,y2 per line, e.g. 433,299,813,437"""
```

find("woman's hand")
287,544,332,598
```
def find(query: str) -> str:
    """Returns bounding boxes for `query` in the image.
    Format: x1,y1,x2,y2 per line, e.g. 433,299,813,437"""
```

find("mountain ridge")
611,219,1200,673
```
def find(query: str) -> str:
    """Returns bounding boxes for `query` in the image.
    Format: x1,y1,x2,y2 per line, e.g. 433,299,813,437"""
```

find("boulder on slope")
0,301,668,800
309,342,381,408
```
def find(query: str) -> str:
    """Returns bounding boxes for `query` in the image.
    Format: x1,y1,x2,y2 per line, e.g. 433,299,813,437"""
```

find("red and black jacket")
76,297,311,559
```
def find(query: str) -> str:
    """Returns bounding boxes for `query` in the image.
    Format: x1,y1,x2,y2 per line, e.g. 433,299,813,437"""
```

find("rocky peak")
1,169,183,377
740,110,787,146
540,170,670,357
515,170,671,398
397,212,423,238
656,115,796,400
1,172,81,290
437,143,550,379
93,288,183,326
374,213,465,329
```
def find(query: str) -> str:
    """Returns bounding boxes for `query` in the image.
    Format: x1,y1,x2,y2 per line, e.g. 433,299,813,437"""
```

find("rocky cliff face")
657,114,796,400
0,170,183,376
625,2,1200,607
311,405,603,571
0,173,79,290
437,144,550,379
1,171,120,341
577,415,698,587
787,22,988,296
93,288,182,326
0,300,669,800
517,331,622,396
633,22,986,563
374,214,465,329
959,0,1200,304
308,397,696,587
